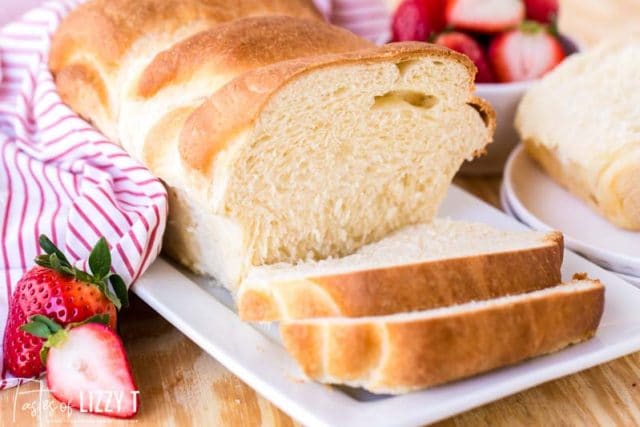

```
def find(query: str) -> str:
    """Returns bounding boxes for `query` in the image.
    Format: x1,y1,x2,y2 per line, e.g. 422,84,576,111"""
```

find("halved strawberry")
446,0,525,33
524,0,558,23
22,315,139,418
392,0,447,42
434,32,495,83
488,21,565,82
3,235,128,378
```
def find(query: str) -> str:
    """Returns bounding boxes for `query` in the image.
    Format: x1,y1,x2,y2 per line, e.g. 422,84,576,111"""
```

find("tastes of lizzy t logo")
9,379,139,423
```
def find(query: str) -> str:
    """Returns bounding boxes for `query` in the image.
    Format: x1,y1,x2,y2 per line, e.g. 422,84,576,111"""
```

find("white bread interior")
238,219,564,320
516,38,640,230
173,51,493,289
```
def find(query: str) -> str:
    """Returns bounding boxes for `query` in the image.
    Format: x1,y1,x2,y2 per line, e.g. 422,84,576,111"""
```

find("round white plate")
500,184,517,218
503,145,640,276
616,271,640,287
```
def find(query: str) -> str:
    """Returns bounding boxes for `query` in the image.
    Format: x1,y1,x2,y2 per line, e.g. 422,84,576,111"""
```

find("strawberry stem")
34,235,129,309
519,20,544,34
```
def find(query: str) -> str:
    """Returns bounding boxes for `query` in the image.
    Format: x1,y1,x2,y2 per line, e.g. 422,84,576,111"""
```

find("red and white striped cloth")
0,0,391,388
0,0,169,388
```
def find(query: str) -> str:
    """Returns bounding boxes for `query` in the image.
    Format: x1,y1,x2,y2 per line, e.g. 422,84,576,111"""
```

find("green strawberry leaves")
38,235,71,267
35,235,130,310
22,314,111,364
110,274,129,309
21,314,62,338
88,238,111,280
94,280,122,310
67,313,111,328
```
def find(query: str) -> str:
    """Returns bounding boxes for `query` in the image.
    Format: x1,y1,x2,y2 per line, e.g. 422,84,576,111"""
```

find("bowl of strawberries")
391,0,578,175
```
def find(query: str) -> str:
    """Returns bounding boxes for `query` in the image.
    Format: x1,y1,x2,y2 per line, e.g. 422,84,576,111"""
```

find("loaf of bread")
516,38,640,230
239,219,564,321
50,0,496,289
281,279,604,394
49,0,323,141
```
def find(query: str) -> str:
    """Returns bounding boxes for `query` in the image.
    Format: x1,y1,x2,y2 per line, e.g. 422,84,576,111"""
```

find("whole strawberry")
3,235,128,378
392,0,447,42
524,0,558,24
435,32,495,83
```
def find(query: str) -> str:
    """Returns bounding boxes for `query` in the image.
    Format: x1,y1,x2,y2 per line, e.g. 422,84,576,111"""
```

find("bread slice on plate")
281,279,604,394
238,219,563,321
516,37,640,230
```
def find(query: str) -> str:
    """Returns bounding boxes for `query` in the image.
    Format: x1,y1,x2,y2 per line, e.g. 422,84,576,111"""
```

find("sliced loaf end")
181,43,495,287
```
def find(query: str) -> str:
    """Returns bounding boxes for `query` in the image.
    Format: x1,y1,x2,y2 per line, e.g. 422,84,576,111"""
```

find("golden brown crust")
49,0,321,71
137,16,372,98
179,42,487,173
468,96,497,156
54,63,114,138
239,233,564,321
143,107,195,171
609,158,640,229
326,324,383,380
49,0,321,134
280,322,324,378
524,139,640,230
281,281,605,394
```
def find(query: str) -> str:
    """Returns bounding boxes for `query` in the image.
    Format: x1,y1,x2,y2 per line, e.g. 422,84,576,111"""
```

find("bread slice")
516,38,640,230
238,220,563,321
281,279,604,394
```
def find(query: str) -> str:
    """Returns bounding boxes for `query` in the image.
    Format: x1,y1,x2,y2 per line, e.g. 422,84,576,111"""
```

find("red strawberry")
488,22,565,82
435,32,495,83
446,0,525,33
3,236,128,378
392,0,447,42
524,0,558,23
22,316,139,418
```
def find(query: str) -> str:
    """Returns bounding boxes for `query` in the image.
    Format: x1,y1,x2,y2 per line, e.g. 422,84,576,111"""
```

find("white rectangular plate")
132,186,640,427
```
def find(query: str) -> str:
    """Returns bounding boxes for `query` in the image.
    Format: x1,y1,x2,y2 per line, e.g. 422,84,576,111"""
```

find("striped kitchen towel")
0,0,392,388
0,0,168,388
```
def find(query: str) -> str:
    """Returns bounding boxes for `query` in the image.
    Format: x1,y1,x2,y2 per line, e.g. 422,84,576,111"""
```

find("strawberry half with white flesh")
392,0,447,41
446,0,525,33
22,315,139,418
488,21,565,82
435,32,495,83
3,236,128,378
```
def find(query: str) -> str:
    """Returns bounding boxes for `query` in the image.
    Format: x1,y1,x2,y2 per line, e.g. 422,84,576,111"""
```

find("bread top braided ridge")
49,0,322,137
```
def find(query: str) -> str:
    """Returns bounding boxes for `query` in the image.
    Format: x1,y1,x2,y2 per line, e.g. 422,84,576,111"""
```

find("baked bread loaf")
516,38,640,230
281,279,604,394
50,1,496,289
239,219,564,321
48,0,322,140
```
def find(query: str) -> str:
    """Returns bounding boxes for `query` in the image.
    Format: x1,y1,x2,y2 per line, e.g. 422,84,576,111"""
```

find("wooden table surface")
3,1,640,426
